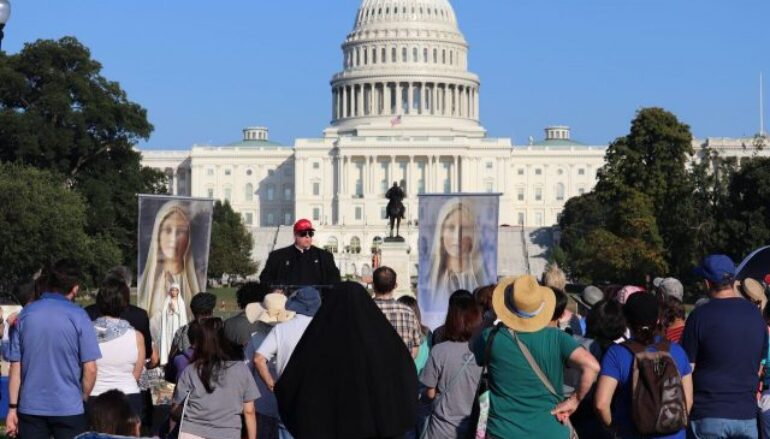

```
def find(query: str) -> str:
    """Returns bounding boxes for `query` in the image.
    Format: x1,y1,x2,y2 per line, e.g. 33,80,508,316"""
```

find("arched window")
372,236,383,252
326,237,339,254
350,237,362,254
244,183,254,201
555,183,566,201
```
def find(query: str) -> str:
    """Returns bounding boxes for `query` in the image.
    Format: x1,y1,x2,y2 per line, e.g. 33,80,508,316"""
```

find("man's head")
44,259,83,298
293,219,315,250
653,277,684,302
12,279,37,306
392,181,398,188
694,254,736,294
190,292,217,320
372,266,397,296
236,282,271,310
107,266,133,288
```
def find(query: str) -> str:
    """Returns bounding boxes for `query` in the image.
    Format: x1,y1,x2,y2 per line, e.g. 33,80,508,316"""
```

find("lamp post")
0,0,11,51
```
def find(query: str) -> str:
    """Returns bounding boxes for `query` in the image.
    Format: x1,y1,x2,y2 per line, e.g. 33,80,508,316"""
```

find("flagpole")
761,72,765,136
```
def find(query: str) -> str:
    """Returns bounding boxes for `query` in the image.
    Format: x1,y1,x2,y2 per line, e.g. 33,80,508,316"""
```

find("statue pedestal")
379,241,413,298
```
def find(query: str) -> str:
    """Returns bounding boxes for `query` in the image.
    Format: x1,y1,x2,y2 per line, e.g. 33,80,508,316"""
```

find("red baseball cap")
293,219,315,233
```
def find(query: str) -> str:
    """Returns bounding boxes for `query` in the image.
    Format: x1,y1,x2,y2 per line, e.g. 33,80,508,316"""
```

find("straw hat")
258,293,296,324
493,275,555,333
245,302,266,324
741,278,767,310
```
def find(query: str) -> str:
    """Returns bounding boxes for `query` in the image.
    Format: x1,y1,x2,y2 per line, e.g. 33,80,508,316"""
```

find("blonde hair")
542,263,567,291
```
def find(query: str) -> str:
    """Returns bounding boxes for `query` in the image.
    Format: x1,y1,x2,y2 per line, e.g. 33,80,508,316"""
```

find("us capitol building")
142,0,767,279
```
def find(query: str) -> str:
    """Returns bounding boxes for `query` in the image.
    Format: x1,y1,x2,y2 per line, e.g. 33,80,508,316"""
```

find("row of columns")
334,155,462,198
332,82,479,121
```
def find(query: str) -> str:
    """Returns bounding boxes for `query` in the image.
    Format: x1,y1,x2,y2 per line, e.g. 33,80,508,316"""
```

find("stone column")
342,86,348,118
407,83,414,115
389,156,395,187
452,156,458,192
356,84,364,117
385,83,392,115
421,83,427,115
395,82,402,114
407,156,414,195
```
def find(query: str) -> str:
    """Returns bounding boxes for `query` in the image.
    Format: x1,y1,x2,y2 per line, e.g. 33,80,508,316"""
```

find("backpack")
623,340,688,436
164,350,192,384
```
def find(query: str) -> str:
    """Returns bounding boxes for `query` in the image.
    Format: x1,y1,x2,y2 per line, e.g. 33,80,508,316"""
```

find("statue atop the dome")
385,182,406,241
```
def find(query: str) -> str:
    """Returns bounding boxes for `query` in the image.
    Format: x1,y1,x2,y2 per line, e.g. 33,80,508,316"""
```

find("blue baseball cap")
694,255,736,284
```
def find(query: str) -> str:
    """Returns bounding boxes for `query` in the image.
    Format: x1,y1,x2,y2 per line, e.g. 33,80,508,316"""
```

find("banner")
418,194,499,329
137,195,213,322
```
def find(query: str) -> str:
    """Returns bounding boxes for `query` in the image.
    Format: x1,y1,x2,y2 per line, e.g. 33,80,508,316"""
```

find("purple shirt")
7,293,102,416
173,347,195,383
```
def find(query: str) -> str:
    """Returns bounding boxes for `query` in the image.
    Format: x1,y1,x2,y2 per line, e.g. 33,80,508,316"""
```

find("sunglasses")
298,231,314,238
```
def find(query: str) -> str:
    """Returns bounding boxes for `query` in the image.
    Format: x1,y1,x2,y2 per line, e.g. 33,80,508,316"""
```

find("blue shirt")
680,297,768,420
7,293,102,416
600,339,692,439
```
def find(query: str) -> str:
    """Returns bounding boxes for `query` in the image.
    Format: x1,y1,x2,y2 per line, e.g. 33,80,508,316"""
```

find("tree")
719,157,770,260
0,164,115,291
0,37,167,269
208,201,257,282
596,107,697,277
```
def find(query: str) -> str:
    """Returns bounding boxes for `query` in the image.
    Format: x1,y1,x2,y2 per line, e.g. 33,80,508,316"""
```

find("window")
224,188,232,202
555,183,565,201
486,162,494,170
244,212,253,225
355,206,363,220
442,49,446,64
245,183,254,202
284,186,293,201
450,51,453,65
313,182,320,196
267,213,275,226
557,168,564,175
381,48,386,64
284,212,293,225
392,47,397,63
350,237,362,254
402,47,407,63
326,237,339,254
268,169,275,177
535,168,542,176
485,181,494,193
207,168,214,176
517,168,524,176
535,212,544,227
313,161,320,169
578,168,586,176
266,185,274,201
312,207,321,221
517,188,525,201
423,48,428,63
578,187,586,195
364,49,368,65
518,212,525,226
433,48,438,63
246,169,253,176
535,187,543,201
372,48,377,64
207,188,214,198
224,168,232,176
412,47,418,63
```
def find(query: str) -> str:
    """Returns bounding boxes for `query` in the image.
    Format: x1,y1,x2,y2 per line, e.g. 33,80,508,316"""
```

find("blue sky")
3,1,768,148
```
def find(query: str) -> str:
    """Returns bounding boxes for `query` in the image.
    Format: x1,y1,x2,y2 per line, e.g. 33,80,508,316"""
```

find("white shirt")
93,329,140,396
256,314,312,379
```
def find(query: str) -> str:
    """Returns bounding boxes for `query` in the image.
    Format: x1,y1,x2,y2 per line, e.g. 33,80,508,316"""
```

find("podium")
379,238,413,297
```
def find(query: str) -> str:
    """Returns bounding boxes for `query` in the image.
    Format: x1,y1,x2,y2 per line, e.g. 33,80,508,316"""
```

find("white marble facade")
140,0,769,276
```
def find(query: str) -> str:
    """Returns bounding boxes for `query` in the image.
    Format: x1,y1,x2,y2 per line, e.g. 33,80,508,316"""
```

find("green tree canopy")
0,37,166,272
208,201,257,282
0,164,117,291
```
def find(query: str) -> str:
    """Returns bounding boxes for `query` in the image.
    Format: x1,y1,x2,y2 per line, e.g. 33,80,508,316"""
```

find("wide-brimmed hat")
740,278,767,309
287,287,322,317
574,285,604,310
493,275,555,333
258,293,296,324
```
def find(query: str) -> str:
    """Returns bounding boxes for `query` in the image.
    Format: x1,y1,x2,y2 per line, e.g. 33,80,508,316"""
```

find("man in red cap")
259,219,340,290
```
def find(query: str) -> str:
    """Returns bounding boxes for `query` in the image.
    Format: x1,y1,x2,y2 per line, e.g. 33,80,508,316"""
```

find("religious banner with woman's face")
418,194,499,329
137,195,214,323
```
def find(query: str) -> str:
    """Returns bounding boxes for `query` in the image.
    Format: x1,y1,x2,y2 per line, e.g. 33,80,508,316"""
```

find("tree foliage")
0,37,166,278
208,201,257,281
0,164,118,290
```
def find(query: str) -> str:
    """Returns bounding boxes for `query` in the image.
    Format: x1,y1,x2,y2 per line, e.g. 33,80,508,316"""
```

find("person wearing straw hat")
245,293,296,439
472,275,600,439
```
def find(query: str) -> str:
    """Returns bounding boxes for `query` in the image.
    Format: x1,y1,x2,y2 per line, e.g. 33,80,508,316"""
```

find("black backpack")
623,340,688,436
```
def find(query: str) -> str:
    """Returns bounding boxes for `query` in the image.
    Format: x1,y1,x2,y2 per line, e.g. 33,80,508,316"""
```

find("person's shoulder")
271,245,295,255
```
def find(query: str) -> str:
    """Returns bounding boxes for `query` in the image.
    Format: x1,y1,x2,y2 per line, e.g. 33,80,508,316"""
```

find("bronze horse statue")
385,182,405,239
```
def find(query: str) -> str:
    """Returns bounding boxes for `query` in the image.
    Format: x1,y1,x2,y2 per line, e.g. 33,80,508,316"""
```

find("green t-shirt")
473,326,579,439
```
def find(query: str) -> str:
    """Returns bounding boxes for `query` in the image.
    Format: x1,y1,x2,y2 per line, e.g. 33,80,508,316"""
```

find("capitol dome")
329,0,484,136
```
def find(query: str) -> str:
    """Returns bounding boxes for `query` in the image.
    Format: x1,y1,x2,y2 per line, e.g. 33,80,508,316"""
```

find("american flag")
390,115,402,127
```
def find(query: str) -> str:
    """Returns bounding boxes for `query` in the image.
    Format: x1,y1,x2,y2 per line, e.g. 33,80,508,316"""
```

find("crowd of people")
4,220,770,439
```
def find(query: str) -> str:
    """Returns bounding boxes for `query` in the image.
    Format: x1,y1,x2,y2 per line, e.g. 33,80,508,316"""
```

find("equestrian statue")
385,182,405,240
